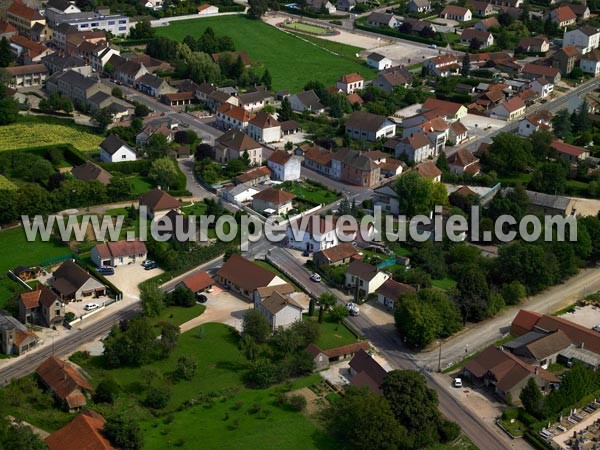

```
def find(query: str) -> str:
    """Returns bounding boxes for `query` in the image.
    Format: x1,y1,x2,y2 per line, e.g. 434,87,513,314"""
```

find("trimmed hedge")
4,143,88,167
281,6,349,19
218,5,245,12
98,159,152,175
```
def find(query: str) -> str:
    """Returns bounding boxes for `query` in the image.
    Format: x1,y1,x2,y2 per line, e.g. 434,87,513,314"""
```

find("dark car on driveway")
97,267,115,275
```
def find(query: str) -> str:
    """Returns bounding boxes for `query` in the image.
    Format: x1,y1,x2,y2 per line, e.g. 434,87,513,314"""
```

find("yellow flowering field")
0,116,104,152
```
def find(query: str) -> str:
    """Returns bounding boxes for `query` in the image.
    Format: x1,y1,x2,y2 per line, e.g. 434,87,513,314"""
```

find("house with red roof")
0,20,18,40
460,28,494,49
448,148,480,175
490,96,526,121
421,98,468,121
216,103,253,131
550,5,577,27
18,285,64,327
45,410,116,450
197,3,219,14
440,5,472,21
37,356,93,412
91,239,148,267
267,150,301,181
336,73,364,94
518,110,553,137
176,271,214,294
6,0,45,38
248,111,281,143
252,187,296,215
551,141,590,163
423,53,460,77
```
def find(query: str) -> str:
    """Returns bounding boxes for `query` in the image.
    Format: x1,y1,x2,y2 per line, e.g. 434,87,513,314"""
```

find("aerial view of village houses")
4,0,600,447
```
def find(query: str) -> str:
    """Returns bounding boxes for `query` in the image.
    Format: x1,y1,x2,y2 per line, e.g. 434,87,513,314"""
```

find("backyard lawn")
72,322,337,450
155,15,375,92
304,315,358,350
277,181,340,206
0,115,104,152
0,227,71,307
281,21,330,35
432,277,457,290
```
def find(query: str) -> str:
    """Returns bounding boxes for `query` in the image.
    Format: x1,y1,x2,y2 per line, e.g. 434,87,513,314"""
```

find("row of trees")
325,372,460,450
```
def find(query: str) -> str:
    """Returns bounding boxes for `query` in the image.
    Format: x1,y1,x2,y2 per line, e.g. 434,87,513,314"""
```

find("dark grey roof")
46,0,77,12
54,22,76,34
51,261,95,297
367,52,387,62
345,110,390,133
31,22,46,33
0,311,26,332
55,70,97,90
503,331,547,350
100,134,129,155
294,90,324,110
88,91,111,105
216,130,261,152
238,87,272,105
136,73,166,89
115,60,144,77
578,26,600,37
196,82,215,95
42,53,86,71
367,12,396,24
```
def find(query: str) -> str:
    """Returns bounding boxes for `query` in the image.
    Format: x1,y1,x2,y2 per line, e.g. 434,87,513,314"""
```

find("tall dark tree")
104,412,144,450
0,37,12,67
278,97,293,121
323,387,406,450
382,370,444,449
461,52,471,77
261,69,272,90
552,108,572,139
242,309,271,343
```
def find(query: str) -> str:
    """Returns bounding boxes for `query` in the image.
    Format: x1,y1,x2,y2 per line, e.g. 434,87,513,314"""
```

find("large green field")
0,115,104,153
74,323,337,450
0,227,71,307
155,15,376,92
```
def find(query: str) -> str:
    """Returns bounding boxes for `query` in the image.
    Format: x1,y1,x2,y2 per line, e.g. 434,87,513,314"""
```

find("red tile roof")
139,188,181,213
94,239,147,259
7,0,44,20
551,141,588,157
181,271,213,293
441,5,470,16
318,243,360,264
422,98,465,116
499,96,526,113
0,20,17,35
268,150,292,166
448,148,478,167
252,187,296,205
36,356,92,400
216,254,281,292
217,103,252,122
416,160,442,179
347,93,364,105
552,5,576,23
339,72,364,84
512,310,542,334
235,166,272,184
522,63,560,79
45,411,116,450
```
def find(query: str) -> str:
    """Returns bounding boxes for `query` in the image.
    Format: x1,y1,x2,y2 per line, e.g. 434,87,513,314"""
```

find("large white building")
52,10,130,36
563,26,600,55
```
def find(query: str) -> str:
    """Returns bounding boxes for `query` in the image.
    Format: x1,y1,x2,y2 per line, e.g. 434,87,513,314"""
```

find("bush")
93,378,120,404
287,394,307,411
144,386,171,409
438,420,461,442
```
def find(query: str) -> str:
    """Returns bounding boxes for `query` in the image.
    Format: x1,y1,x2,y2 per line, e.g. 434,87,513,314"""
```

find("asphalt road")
103,80,223,145
450,77,600,156
0,303,140,384
266,247,517,450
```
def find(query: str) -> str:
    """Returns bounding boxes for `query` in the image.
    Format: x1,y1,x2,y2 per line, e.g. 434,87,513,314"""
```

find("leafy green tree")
552,109,572,140
249,0,268,18
104,412,144,450
29,158,55,183
323,387,406,450
0,38,12,67
481,132,533,175
103,318,157,367
572,100,591,132
243,309,271,343
330,304,349,324
528,162,568,195
134,101,150,117
0,421,47,450
91,107,114,131
436,151,449,172
395,172,439,216
160,322,180,357
144,385,170,409
0,96,19,125
169,284,196,307
140,282,165,317
175,355,197,380
456,267,490,323
317,292,337,323
129,20,155,39
93,378,120,404
501,281,526,305
530,129,554,160
148,157,179,189
382,370,443,449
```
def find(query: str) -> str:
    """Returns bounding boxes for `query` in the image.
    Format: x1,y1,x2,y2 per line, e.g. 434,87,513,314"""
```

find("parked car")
197,293,208,303
84,303,99,311
345,302,360,316
142,260,156,268
302,249,311,257
430,44,437,49
144,262,158,270
310,273,321,282
593,325,600,333
97,266,115,275
453,378,463,388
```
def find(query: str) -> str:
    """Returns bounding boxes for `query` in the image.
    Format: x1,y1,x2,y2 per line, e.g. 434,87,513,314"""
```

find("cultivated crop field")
0,116,104,152
281,21,330,35
156,15,375,92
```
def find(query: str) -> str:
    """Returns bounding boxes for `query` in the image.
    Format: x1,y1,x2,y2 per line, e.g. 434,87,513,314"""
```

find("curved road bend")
266,247,520,450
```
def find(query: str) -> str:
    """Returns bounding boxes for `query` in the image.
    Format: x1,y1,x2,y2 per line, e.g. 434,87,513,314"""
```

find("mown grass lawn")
148,304,206,334
155,15,375,92
0,115,104,152
277,181,340,206
127,175,155,195
73,323,337,450
0,227,71,307
304,315,358,350
432,277,457,290
282,21,329,35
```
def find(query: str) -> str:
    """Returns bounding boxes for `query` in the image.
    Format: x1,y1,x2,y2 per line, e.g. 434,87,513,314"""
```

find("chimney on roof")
534,367,539,375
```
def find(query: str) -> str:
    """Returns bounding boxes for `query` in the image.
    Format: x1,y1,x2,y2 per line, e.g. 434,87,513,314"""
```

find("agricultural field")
155,15,376,92
0,115,104,153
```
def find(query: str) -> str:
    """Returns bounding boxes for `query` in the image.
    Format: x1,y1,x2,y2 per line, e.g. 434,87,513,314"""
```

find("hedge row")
218,5,245,12
281,6,349,19
6,143,89,167
354,19,445,46
99,159,152,175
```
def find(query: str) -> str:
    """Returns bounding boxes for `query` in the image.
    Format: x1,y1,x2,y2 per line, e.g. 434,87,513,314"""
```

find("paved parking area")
361,43,441,67
179,285,251,333
560,305,600,330
66,296,110,318
109,263,164,300
460,114,507,138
